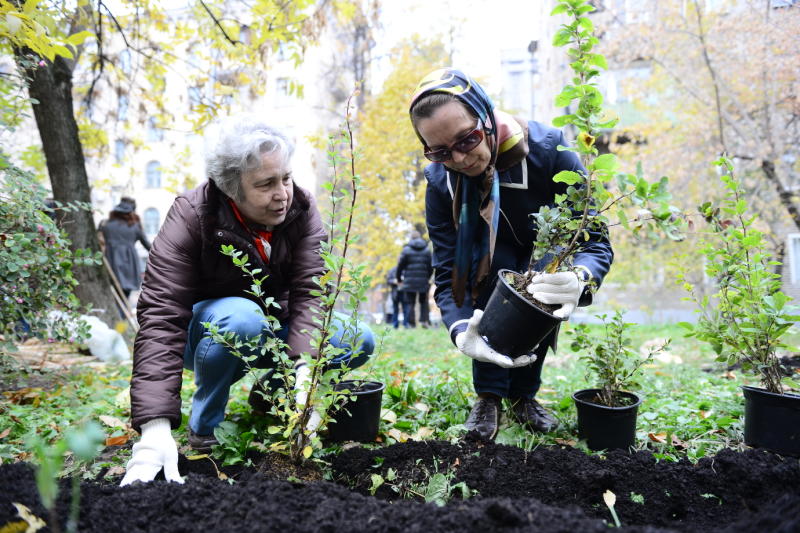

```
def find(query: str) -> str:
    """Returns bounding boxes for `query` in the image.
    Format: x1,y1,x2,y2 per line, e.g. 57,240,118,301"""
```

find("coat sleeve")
396,248,408,282
284,196,327,359
131,197,201,432
425,169,474,344
136,224,152,252
550,130,614,305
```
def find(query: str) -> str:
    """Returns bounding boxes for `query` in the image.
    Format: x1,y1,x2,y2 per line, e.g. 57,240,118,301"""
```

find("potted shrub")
327,380,386,443
478,0,682,356
679,157,800,456
568,311,666,450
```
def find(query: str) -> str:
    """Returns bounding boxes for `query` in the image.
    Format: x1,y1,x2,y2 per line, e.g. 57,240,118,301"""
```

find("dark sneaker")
509,397,558,433
464,395,501,440
188,429,218,453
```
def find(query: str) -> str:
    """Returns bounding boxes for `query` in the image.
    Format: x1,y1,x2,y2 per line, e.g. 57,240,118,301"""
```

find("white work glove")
294,363,322,438
120,418,183,486
526,271,586,319
455,310,536,369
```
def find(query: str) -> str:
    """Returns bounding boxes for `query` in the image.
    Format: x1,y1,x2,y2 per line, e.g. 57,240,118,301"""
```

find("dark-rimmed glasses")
423,121,485,163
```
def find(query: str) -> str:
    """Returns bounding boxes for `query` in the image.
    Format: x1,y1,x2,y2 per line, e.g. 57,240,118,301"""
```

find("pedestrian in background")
396,230,433,328
385,266,401,328
100,201,151,300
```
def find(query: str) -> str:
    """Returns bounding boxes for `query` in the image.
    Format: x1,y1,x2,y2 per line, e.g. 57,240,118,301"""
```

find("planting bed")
2,437,799,532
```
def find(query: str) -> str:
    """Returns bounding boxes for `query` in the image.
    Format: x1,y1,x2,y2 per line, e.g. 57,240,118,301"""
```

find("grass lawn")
0,320,779,478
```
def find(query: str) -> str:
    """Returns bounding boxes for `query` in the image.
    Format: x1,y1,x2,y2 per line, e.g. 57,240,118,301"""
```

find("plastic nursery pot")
327,380,386,443
477,269,565,358
572,389,642,451
742,385,800,457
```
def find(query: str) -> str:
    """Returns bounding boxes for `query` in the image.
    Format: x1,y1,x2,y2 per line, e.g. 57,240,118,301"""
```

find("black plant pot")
572,389,641,451
742,385,800,456
327,380,385,443
477,269,565,358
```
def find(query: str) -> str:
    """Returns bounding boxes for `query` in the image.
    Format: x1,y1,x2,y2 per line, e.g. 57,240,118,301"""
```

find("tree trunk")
761,159,800,232
21,55,119,325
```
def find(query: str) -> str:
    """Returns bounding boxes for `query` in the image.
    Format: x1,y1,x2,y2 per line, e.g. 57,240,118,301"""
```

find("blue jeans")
183,296,375,435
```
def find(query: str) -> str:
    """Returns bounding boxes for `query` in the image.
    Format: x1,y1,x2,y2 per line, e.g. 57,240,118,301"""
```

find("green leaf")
593,153,618,171
552,170,583,185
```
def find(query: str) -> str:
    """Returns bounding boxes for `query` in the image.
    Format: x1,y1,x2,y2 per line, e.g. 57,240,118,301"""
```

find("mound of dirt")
2,441,798,532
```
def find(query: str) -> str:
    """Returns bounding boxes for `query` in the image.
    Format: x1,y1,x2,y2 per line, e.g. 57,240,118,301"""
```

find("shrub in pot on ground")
479,0,683,356
568,311,667,450
205,101,382,463
679,157,800,456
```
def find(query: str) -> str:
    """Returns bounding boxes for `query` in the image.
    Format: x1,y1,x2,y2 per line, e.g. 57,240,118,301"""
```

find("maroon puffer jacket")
130,180,325,432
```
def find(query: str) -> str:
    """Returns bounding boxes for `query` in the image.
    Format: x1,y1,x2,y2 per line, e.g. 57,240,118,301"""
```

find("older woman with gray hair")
121,117,374,486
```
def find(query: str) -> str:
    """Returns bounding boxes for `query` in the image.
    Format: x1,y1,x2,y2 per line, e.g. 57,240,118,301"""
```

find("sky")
371,0,545,94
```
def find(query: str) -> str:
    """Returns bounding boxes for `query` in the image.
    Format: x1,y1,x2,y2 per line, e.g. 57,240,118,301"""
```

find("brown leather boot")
464,395,501,440
509,397,558,433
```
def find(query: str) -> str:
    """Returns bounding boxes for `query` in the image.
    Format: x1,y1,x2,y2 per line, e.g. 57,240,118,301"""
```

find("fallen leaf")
555,438,577,446
106,465,126,477
411,427,434,440
698,410,713,419
386,428,410,443
0,427,11,440
647,432,686,449
104,435,129,446
412,402,429,413
99,415,129,429
12,503,45,532
2,388,42,405
453,458,461,467
380,409,397,423
186,454,210,461
722,371,737,380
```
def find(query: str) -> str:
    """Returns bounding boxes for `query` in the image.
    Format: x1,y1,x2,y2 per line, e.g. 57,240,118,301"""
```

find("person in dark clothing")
385,267,401,328
396,231,433,328
100,202,151,299
120,118,375,487
409,68,613,440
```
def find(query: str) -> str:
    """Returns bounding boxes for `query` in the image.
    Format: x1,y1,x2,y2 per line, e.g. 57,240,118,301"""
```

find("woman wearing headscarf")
409,68,613,440
100,200,151,299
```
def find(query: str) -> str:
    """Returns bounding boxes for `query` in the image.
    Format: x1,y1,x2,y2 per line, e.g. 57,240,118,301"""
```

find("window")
143,208,160,237
114,140,125,164
276,77,291,106
146,117,163,142
117,94,128,121
789,234,800,284
188,87,202,110
119,49,131,75
145,161,161,188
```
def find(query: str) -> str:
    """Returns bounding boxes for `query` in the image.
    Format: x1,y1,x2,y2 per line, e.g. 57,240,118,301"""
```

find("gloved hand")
120,418,183,486
526,271,585,319
455,310,536,369
294,363,321,438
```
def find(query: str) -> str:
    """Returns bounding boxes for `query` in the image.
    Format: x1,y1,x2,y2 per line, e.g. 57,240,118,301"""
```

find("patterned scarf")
410,68,528,307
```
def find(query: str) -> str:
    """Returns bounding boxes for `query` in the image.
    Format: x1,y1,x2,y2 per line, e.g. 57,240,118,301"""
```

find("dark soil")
2,439,799,533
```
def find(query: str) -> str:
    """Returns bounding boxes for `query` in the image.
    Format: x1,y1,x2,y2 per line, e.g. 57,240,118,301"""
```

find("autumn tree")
1,0,357,323
350,36,447,284
598,0,800,260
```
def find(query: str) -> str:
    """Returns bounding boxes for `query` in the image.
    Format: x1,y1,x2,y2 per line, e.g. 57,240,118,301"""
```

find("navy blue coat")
396,238,433,293
425,121,614,344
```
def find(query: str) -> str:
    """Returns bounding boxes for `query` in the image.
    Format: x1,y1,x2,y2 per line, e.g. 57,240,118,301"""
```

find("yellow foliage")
352,36,447,286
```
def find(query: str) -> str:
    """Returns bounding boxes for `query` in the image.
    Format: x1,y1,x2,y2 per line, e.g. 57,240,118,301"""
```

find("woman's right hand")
120,418,183,486
455,310,536,369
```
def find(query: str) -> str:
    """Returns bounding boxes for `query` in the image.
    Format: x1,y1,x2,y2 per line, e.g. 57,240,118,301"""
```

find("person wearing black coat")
396,231,433,328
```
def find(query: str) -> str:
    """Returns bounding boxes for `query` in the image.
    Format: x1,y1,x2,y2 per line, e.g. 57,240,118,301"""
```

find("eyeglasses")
423,121,484,163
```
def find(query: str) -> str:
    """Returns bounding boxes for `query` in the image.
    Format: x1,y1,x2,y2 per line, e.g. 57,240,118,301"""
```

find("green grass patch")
0,321,769,472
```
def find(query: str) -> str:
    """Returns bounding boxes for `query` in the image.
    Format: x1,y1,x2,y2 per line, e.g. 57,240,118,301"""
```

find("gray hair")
205,117,295,202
